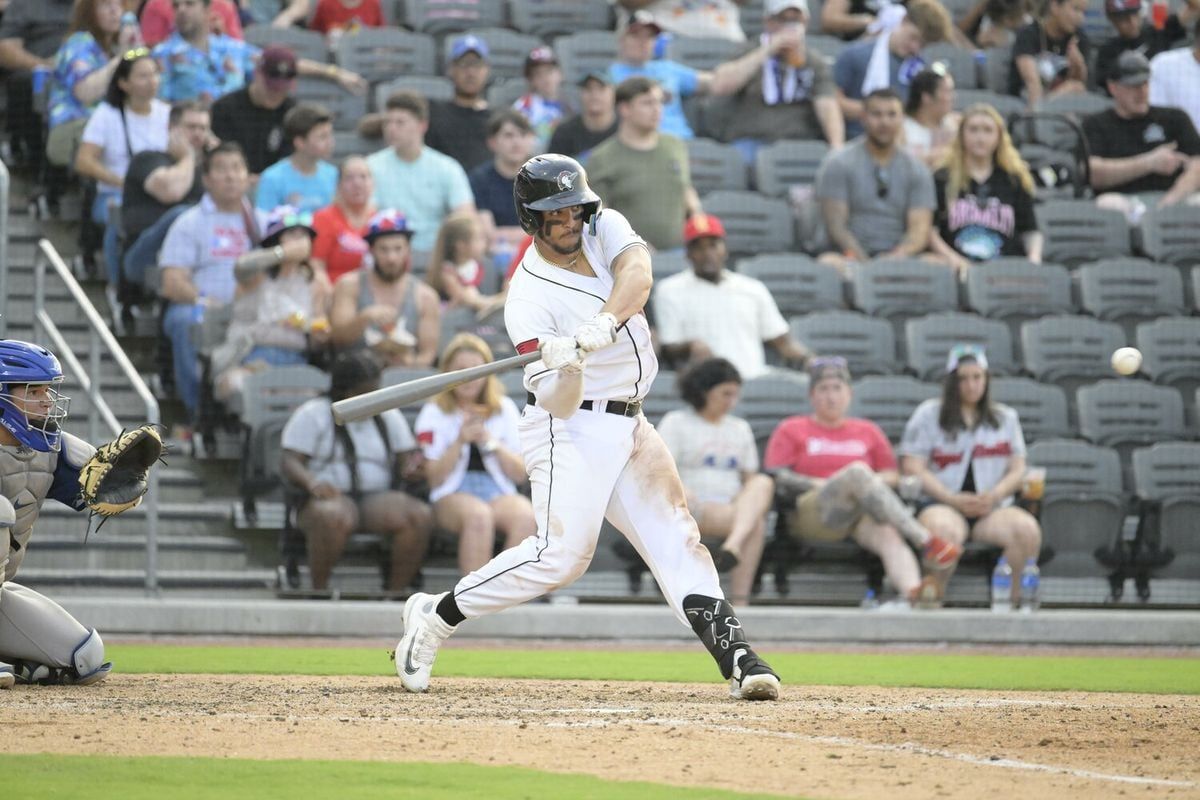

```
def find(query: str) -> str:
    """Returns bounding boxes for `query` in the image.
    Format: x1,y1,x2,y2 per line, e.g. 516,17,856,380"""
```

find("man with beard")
329,209,441,368
653,214,813,376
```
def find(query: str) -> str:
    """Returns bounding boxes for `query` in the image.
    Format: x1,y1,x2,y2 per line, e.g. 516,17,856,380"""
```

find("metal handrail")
33,238,162,595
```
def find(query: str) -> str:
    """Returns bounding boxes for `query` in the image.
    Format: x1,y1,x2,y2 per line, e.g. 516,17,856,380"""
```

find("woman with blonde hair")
414,333,535,574
425,212,505,315
930,103,1043,275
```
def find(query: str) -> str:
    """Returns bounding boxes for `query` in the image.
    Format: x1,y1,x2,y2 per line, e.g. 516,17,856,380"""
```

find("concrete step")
6,212,42,240
14,567,278,590
20,534,249,572
38,501,231,538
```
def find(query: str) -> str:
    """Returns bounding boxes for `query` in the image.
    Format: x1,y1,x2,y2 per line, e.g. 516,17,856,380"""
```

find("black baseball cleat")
728,647,780,701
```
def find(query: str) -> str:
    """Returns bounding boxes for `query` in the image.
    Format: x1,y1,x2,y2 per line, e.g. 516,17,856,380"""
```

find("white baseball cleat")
0,661,14,689
727,647,781,701
394,591,457,692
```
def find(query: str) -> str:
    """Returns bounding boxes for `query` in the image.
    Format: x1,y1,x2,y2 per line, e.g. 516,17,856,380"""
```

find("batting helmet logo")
556,170,576,191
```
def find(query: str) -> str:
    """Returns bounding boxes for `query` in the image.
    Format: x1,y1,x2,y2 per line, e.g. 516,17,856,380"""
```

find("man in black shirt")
1008,0,1090,105
547,71,618,162
426,34,492,171
1095,0,1199,92
1083,51,1200,212
210,47,298,177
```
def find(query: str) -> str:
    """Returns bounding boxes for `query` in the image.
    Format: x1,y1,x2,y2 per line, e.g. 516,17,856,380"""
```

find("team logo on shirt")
556,170,577,191
1144,123,1166,145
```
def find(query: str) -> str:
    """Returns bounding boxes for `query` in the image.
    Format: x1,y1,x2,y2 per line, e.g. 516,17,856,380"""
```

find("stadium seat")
439,28,541,80
497,366,528,410
553,31,618,85
1076,259,1186,339
335,28,437,85
292,78,368,132
964,258,1074,329
904,312,1015,380
1019,314,1125,392
753,139,829,197
333,131,381,158
804,35,846,62
953,89,1025,121
404,0,505,33
1131,442,1200,581
989,376,1072,442
641,370,681,427
510,0,613,37
375,75,454,111
666,36,746,71
1029,92,1111,150
1193,266,1200,311
1036,201,1131,267
737,253,845,317
1017,143,1085,200
650,250,690,280
740,370,811,450
1076,380,1188,453
1136,317,1200,401
687,138,748,194
922,42,980,89
982,45,1012,94
700,191,795,255
849,258,959,321
790,310,897,376
848,374,939,443
1139,204,1200,267
244,25,328,63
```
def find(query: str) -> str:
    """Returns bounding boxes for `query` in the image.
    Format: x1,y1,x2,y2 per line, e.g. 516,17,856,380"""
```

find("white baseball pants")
0,581,92,667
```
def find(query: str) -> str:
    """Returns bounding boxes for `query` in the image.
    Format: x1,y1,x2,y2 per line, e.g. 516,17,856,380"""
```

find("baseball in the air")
1111,347,1143,376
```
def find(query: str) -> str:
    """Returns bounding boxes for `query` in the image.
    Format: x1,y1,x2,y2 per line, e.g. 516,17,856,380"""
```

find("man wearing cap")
614,0,746,42
513,46,566,151
653,213,812,377
1095,0,1199,92
547,71,617,162
426,34,493,172
1150,19,1200,133
1084,50,1200,214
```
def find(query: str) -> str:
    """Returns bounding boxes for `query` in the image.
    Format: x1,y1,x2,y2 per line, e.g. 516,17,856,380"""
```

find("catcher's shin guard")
13,629,112,686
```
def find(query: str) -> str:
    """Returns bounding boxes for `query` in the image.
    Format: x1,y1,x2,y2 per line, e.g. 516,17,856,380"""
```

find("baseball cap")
365,209,414,244
945,344,989,373
1105,0,1142,14
808,355,851,385
765,0,810,17
261,206,316,249
259,45,298,90
1111,50,1152,85
524,45,558,76
578,70,612,87
449,34,489,62
683,213,727,244
625,9,663,34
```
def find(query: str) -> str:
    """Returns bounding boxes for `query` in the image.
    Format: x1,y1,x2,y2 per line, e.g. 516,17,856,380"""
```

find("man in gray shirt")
815,88,935,273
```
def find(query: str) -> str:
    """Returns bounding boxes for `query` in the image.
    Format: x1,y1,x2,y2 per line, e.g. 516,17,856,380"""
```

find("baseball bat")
332,350,542,425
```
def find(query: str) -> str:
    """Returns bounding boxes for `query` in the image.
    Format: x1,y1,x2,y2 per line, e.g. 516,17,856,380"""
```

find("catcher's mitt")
78,425,165,518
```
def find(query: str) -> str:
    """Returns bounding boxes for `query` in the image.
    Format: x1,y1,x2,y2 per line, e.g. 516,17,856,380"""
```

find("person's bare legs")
361,491,433,592
434,493,498,574
915,505,968,597
971,506,1043,604
489,493,538,550
694,494,769,606
296,494,359,590
850,518,921,598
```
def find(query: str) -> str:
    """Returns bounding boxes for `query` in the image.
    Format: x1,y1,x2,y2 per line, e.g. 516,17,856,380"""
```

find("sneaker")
392,591,457,693
909,575,943,609
0,661,13,689
922,535,962,569
728,647,780,701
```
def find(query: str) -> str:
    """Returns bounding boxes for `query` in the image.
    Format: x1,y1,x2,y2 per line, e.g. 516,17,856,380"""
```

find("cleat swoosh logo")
403,637,420,676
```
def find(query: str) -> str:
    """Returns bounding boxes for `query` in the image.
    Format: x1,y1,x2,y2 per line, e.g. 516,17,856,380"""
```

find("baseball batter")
395,154,781,700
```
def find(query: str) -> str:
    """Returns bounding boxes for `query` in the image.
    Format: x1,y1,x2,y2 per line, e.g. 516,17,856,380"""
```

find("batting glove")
540,336,584,374
574,312,618,352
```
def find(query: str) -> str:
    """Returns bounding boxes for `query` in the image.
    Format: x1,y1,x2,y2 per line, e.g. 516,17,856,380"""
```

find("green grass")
108,645,1200,694
3,754,792,800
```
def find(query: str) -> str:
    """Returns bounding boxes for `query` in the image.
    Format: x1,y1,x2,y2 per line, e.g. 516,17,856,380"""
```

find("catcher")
0,340,163,688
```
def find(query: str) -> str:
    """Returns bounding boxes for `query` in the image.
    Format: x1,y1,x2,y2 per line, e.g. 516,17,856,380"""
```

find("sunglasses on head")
810,356,848,369
928,60,948,77
122,46,151,62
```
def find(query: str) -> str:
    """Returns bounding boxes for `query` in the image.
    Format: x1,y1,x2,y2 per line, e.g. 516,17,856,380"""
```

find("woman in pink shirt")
764,357,961,605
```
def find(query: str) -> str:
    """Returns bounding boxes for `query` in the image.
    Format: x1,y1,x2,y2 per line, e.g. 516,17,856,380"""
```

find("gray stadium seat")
404,0,505,33
440,28,541,80
375,75,455,111
641,370,681,427
498,367,528,409
292,78,368,132
510,0,612,37
848,375,939,443
1140,204,1200,267
335,28,437,84
687,138,748,194
666,36,746,71
1019,314,1125,389
1194,266,1200,311
964,258,1074,325
1030,92,1111,149
1076,380,1188,452
1136,317,1200,400
849,258,959,320
754,139,829,197
737,253,845,317
700,190,795,255
953,89,1025,121
904,311,1015,380
553,31,618,85
922,42,979,90
740,370,811,449
804,34,846,62
650,250,691,280
333,131,382,158
1077,259,1185,336
989,377,1072,442
244,25,328,63
982,45,1011,94
1131,442,1200,579
1036,201,1131,267
790,310,897,376
1017,143,1083,200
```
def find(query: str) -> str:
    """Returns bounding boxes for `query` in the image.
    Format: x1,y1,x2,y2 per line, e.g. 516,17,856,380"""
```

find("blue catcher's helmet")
0,340,70,452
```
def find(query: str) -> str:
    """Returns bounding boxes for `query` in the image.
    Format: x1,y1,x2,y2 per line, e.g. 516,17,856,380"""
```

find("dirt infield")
6,672,1199,799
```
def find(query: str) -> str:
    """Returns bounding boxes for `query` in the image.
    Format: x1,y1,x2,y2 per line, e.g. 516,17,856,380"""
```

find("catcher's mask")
0,340,70,452
513,153,602,236
331,350,383,402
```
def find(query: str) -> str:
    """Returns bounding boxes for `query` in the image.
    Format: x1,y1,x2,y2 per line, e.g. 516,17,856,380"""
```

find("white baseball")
1111,347,1142,376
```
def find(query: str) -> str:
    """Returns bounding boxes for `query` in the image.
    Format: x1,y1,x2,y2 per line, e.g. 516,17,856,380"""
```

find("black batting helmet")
513,154,602,235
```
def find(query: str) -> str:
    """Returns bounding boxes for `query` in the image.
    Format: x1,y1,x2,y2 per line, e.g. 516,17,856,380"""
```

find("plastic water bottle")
860,588,879,610
990,557,1013,613
1020,558,1041,614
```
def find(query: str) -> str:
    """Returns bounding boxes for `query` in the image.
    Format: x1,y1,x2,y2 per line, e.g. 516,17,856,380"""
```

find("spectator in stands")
959,0,1030,48
0,0,74,170
513,46,567,151
139,0,242,47
902,64,958,169
654,213,812,376
122,100,213,298
1149,19,1200,134
832,0,953,138
255,102,337,214
308,0,383,37
816,88,937,273
45,0,137,168
329,209,440,368
210,47,295,177
1086,51,1200,219
899,344,1041,605
609,9,804,140
1008,0,1089,106
426,34,492,172
366,90,477,259
425,212,504,315
821,0,887,41
415,334,534,575
658,358,771,604
281,349,432,593
243,0,310,28
75,48,170,296
1096,0,1198,92
470,110,536,231
547,71,617,162
159,142,267,424
722,0,846,164
931,103,1042,272
765,357,960,606
311,155,376,284
214,207,332,406
615,0,747,41
587,77,701,251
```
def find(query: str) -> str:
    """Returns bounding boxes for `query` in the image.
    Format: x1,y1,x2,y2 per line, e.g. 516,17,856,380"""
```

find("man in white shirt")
653,213,813,376
1149,20,1200,133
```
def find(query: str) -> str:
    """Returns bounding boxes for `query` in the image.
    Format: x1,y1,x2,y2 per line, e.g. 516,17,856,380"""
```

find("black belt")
526,393,643,417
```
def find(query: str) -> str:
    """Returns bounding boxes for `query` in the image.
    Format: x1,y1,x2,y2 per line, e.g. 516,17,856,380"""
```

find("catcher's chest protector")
0,445,55,582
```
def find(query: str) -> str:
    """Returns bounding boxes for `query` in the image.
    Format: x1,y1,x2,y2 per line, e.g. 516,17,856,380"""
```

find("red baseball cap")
683,213,727,244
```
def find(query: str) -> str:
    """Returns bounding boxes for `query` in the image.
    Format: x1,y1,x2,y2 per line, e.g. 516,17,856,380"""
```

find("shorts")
914,500,980,533
786,488,858,543
457,470,506,503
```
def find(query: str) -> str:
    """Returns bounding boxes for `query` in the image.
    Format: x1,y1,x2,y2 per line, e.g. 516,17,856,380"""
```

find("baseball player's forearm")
532,369,584,419
602,245,653,323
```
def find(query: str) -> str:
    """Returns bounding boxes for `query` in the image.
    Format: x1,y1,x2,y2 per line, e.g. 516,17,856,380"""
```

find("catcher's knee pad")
683,594,749,679
15,629,112,686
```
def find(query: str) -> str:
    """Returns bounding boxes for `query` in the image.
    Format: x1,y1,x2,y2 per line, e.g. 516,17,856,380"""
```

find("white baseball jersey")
505,209,659,402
